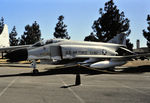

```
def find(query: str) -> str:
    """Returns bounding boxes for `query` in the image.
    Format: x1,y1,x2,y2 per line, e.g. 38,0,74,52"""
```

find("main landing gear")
31,60,39,74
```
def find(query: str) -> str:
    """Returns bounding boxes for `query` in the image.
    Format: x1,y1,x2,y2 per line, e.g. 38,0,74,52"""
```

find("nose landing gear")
31,60,39,74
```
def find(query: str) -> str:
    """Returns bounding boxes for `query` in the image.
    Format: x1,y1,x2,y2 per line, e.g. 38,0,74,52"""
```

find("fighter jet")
5,33,150,73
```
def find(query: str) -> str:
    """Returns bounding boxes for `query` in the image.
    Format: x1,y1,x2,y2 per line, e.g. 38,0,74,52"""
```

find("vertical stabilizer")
0,24,10,47
107,33,126,45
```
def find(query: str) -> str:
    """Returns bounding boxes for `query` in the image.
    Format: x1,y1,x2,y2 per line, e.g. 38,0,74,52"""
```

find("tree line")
0,15,70,46
0,0,150,50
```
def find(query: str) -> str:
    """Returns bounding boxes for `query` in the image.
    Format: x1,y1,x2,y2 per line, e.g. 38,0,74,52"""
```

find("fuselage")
5,39,129,69
28,39,125,60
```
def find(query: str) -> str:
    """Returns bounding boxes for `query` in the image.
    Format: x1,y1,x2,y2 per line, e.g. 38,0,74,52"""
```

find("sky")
0,0,150,48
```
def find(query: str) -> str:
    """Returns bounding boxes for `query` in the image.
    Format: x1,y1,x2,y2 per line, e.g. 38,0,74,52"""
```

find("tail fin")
107,33,126,45
0,24,10,47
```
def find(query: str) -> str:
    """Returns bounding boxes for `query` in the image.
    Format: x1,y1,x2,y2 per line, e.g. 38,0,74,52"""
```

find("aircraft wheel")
33,69,39,74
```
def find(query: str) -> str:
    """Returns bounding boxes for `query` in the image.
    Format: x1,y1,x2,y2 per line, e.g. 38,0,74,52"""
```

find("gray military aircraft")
5,33,150,73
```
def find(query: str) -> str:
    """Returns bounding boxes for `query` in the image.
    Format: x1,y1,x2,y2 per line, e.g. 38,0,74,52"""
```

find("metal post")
75,73,81,85
2,52,3,59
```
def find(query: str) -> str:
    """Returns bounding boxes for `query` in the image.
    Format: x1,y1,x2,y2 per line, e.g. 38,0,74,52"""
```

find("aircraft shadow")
0,65,150,78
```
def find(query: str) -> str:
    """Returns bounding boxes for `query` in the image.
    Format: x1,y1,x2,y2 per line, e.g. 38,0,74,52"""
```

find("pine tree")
19,21,41,45
84,0,132,50
53,15,70,39
92,0,130,42
9,26,19,46
126,39,133,51
0,17,4,34
143,15,150,48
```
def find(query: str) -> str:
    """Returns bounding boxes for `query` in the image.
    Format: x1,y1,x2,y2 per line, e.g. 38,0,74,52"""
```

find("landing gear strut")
31,60,39,74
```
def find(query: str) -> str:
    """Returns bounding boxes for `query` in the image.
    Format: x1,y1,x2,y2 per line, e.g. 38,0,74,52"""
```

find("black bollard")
2,52,3,59
75,73,81,85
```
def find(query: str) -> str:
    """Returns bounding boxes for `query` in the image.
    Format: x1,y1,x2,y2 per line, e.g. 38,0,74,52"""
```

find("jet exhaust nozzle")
5,49,28,62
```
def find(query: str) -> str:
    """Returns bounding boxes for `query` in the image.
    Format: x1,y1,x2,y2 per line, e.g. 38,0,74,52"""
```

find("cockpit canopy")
32,39,67,47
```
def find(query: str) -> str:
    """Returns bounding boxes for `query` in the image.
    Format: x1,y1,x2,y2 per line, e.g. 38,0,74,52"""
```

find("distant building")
133,47,150,54
133,39,150,53
133,39,150,60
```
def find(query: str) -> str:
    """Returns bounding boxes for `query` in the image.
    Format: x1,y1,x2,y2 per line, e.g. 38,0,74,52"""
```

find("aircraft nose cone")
5,49,28,62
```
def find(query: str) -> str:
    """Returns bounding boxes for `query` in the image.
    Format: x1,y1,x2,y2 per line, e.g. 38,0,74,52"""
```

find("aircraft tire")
33,69,39,74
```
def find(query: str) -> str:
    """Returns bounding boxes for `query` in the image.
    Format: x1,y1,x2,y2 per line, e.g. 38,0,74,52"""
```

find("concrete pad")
0,62,149,103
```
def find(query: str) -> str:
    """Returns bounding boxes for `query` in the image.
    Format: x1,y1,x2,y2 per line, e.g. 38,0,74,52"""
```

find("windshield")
32,39,53,47
32,39,66,47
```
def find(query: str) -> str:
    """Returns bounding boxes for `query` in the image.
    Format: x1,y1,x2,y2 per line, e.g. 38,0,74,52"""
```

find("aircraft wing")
76,53,150,60
0,45,31,52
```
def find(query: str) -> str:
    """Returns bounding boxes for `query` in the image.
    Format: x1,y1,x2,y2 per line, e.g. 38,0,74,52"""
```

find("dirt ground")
123,60,150,67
